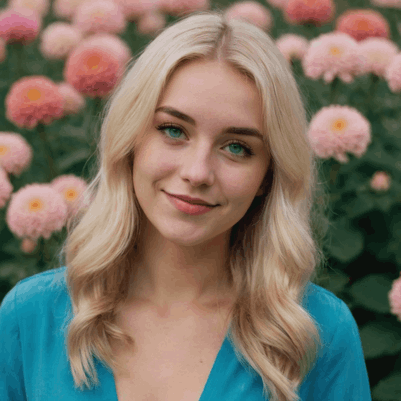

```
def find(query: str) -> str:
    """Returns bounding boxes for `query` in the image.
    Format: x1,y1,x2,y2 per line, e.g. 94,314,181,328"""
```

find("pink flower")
370,171,391,191
389,273,401,322
385,53,401,93
40,22,83,60
0,132,33,176
72,0,127,35
50,174,89,218
0,37,6,62
358,37,398,78
336,9,390,42
302,32,368,84
224,1,273,31
0,167,13,208
284,0,335,26
81,32,132,73
5,76,64,129
0,6,41,44
370,0,401,9
113,0,159,21
136,11,166,36
53,0,86,20
307,105,371,163
21,237,37,253
158,0,209,17
6,183,68,240
57,82,86,116
8,0,50,17
275,33,309,62
64,43,121,98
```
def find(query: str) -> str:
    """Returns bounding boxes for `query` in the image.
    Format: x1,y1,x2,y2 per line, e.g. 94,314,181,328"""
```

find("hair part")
58,9,330,401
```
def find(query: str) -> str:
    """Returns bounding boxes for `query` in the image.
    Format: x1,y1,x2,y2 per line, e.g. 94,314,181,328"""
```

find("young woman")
0,9,372,401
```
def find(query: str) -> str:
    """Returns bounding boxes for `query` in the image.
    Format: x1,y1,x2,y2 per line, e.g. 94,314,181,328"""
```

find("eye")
155,123,255,159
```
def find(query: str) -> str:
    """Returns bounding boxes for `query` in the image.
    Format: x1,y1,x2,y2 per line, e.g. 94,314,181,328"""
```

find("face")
132,59,270,247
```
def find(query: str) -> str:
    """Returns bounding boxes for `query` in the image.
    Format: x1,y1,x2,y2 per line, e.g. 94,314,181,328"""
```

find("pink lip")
165,192,217,216
164,192,217,206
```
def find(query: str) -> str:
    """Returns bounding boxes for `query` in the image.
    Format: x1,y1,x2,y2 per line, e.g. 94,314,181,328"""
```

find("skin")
128,59,270,316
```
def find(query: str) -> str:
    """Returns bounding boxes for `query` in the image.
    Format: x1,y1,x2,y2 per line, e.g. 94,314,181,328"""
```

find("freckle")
200,359,203,363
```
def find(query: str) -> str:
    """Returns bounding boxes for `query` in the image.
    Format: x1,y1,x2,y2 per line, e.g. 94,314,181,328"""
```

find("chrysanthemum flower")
275,34,309,63
113,0,159,21
57,82,86,116
284,0,335,26
72,0,127,35
370,171,391,191
385,53,401,93
265,0,288,9
224,2,273,31
336,9,390,42
40,22,83,60
371,0,401,9
0,167,13,208
358,37,398,78
8,0,50,17
307,105,371,163
302,32,368,83
53,0,86,20
81,33,132,73
136,11,166,36
158,0,209,17
6,183,68,240
0,7,41,44
5,76,65,129
389,273,401,322
64,43,121,98
50,174,89,218
0,132,33,176
0,37,6,62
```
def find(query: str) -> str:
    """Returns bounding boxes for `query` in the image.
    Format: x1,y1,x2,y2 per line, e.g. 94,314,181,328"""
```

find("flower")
8,0,50,17
385,53,401,93
6,183,68,240
336,9,390,42
302,32,368,83
113,0,159,21
275,34,309,62
307,105,371,163
21,237,37,253
50,174,89,218
57,82,86,116
0,7,41,44
0,132,33,176
64,43,121,98
5,76,64,129
224,1,273,31
370,171,391,191
358,37,398,78
40,22,83,60
0,167,13,208
284,0,335,26
389,273,401,322
53,0,86,20
72,0,127,35
136,11,166,36
158,0,210,17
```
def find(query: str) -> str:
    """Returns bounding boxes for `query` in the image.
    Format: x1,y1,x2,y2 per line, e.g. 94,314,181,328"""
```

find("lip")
164,191,218,207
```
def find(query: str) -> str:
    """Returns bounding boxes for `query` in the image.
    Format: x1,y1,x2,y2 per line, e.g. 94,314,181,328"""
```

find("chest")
110,302,232,401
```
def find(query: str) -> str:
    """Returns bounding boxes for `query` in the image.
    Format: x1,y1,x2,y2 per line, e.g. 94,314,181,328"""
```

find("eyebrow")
155,106,264,141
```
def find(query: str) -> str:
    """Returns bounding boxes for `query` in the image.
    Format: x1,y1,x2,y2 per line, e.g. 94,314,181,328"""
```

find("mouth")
163,191,218,207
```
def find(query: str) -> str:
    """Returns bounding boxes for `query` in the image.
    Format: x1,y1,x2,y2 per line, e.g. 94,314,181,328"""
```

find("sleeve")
302,300,372,401
0,283,27,401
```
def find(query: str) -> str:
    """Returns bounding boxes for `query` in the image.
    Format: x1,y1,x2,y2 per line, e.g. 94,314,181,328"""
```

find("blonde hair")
58,9,331,401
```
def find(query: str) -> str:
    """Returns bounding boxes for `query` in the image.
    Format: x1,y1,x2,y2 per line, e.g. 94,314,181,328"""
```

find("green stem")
366,74,379,118
330,77,340,104
329,161,341,187
36,123,58,182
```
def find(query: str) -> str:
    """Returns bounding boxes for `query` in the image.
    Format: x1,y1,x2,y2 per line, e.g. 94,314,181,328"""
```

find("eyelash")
155,123,255,159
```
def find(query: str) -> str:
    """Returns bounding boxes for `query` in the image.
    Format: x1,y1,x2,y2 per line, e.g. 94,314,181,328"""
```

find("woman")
0,9,371,401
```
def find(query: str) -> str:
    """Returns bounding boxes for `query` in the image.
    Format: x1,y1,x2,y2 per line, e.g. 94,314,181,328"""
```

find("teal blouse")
0,266,372,400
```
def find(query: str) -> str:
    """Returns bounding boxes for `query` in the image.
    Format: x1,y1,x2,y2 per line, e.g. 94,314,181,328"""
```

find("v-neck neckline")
100,328,232,401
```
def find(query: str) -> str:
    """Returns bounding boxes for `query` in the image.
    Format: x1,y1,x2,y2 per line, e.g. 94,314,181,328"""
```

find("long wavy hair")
57,9,331,401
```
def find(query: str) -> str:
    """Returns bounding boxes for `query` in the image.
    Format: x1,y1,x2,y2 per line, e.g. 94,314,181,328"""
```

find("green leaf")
56,149,91,172
372,371,401,400
349,275,392,313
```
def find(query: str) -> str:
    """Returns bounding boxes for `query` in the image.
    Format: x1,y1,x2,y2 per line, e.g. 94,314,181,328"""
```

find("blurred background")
0,0,400,399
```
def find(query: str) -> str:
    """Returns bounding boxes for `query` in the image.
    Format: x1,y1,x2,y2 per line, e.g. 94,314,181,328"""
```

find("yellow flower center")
27,88,42,101
0,145,9,156
332,118,347,132
64,188,78,201
87,55,101,70
329,46,342,56
28,198,43,212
